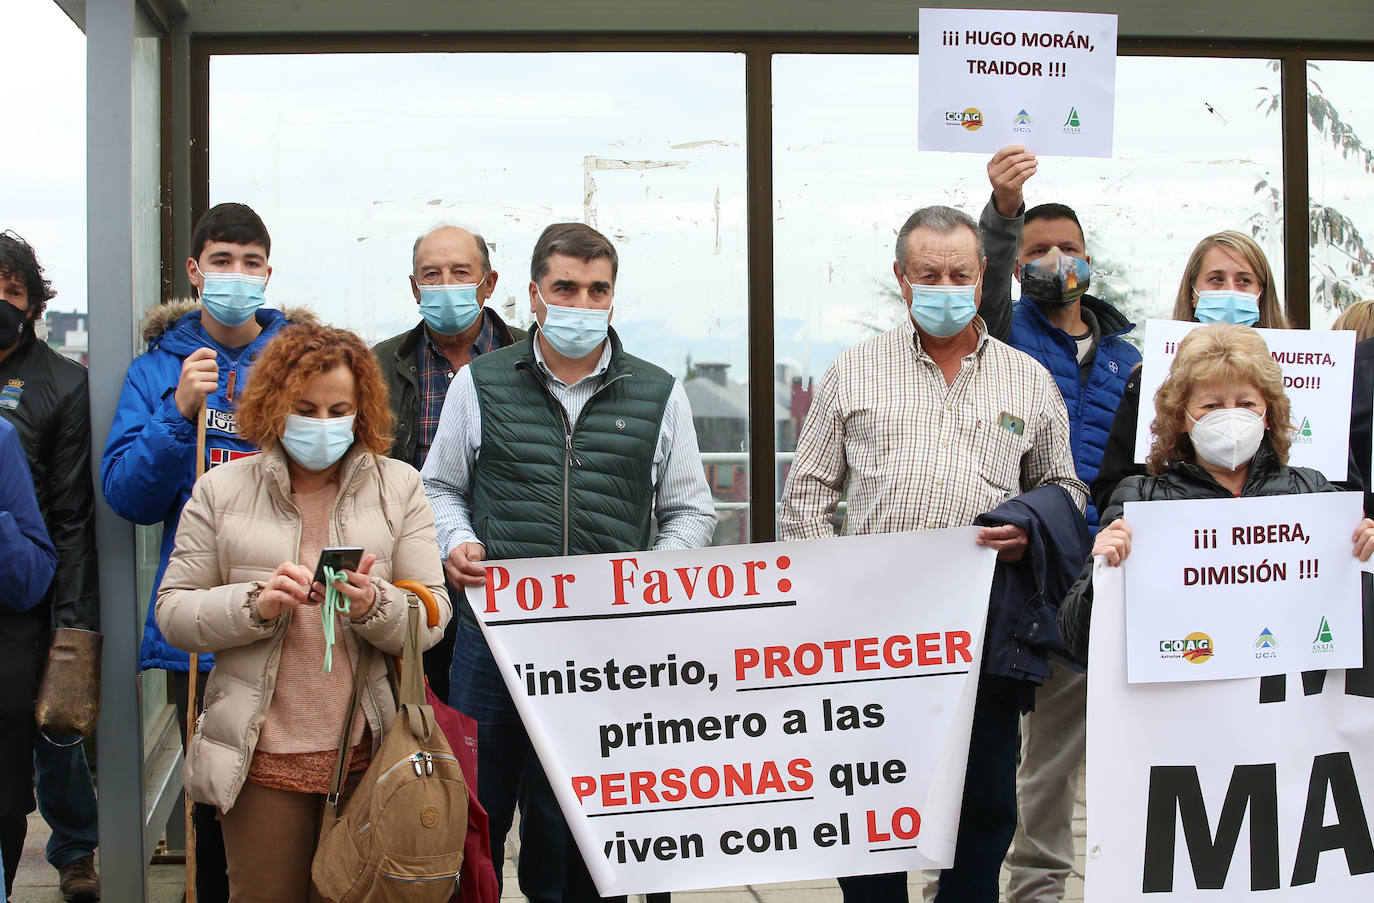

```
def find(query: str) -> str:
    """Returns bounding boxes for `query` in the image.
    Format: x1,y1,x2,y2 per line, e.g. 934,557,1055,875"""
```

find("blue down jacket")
974,484,1091,711
1008,295,1140,530
101,300,299,672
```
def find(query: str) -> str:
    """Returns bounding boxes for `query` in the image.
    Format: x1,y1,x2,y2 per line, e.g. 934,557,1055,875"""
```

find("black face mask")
0,303,26,351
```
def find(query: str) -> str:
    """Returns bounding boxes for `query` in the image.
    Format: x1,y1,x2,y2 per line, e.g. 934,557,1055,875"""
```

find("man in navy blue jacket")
0,416,57,900
101,202,299,903
979,145,1140,903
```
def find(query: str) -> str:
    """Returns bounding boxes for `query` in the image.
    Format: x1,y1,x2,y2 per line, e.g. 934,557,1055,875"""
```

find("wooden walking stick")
185,398,207,903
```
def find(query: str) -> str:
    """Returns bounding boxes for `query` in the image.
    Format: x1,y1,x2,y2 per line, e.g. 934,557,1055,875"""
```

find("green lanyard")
320,565,350,673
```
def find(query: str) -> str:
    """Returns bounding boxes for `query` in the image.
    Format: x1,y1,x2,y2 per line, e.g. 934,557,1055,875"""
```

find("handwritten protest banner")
1133,320,1356,480
472,528,996,895
1087,562,1374,900
1122,492,1364,683
917,8,1118,157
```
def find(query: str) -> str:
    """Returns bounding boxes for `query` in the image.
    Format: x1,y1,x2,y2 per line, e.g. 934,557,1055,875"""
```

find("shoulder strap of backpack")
326,642,374,819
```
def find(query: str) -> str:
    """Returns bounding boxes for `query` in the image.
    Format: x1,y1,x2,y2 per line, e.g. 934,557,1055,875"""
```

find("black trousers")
838,676,1022,903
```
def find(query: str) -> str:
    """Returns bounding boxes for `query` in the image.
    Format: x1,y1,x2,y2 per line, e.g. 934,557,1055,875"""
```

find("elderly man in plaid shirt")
780,205,1087,903
375,224,527,699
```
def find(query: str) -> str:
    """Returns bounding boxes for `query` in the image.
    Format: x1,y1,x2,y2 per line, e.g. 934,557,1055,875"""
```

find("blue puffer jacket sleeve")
101,353,197,525
0,420,57,611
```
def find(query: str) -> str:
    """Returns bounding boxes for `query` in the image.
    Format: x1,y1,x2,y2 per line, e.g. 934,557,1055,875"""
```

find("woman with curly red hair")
155,323,449,902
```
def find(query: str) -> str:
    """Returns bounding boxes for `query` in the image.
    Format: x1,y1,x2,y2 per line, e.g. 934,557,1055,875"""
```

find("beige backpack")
312,597,468,902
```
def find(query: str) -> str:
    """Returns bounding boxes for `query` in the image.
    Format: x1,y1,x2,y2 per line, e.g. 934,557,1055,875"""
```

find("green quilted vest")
468,327,674,569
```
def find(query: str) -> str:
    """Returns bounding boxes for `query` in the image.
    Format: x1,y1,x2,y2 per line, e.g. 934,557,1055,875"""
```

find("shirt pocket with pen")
975,415,1031,495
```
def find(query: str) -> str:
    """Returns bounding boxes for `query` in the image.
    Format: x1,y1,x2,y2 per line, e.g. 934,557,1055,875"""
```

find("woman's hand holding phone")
311,552,379,619
256,562,314,620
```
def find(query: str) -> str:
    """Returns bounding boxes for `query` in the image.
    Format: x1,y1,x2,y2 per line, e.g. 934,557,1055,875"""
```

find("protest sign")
1133,320,1356,479
472,528,996,895
917,8,1118,157
1123,492,1364,683
1087,562,1374,901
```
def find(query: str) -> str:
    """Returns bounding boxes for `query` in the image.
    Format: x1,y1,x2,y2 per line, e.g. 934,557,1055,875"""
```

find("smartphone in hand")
313,546,364,590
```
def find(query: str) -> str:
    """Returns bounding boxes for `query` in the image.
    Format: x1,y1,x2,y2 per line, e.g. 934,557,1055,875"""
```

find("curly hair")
1147,323,1292,474
237,323,393,455
1170,231,1289,329
0,231,56,325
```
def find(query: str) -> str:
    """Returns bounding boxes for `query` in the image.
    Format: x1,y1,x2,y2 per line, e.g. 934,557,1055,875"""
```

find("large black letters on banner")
1290,752,1374,886
1142,764,1279,892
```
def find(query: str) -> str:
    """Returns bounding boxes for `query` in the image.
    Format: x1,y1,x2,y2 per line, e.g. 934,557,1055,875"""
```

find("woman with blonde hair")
1059,323,1374,659
1168,230,1289,329
1092,231,1292,515
156,323,449,902
1332,298,1374,342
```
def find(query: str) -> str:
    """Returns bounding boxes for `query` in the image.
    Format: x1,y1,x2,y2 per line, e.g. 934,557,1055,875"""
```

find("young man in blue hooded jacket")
101,202,308,903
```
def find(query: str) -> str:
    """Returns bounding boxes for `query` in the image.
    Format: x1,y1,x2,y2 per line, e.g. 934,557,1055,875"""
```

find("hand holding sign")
1093,518,1132,566
987,144,1038,217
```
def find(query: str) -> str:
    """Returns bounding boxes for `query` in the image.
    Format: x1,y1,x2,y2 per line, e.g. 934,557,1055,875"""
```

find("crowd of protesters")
2,140,1372,903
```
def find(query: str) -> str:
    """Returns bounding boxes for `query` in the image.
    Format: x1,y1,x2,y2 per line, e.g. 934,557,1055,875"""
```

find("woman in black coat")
1061,323,1374,660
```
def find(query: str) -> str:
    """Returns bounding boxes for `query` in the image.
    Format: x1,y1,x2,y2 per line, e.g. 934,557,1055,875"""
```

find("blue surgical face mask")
280,413,355,471
417,281,483,335
905,277,980,339
537,291,612,359
1193,289,1260,326
197,266,267,328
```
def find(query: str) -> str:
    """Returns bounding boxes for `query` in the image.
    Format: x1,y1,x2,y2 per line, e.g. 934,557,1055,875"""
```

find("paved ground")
9,777,1086,902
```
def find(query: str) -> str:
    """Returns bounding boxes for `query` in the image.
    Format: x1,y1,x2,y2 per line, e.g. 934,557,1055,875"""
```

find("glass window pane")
210,52,749,544
1307,60,1374,327
773,54,1284,523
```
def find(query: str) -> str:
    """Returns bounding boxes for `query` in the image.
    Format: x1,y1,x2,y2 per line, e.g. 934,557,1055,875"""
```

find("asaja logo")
1254,627,1278,659
1312,616,1336,653
1292,416,1314,445
945,108,984,131
1159,632,1214,664
1063,107,1082,135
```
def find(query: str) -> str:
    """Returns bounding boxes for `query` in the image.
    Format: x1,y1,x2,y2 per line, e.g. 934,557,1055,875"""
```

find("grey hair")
411,224,492,276
894,205,984,269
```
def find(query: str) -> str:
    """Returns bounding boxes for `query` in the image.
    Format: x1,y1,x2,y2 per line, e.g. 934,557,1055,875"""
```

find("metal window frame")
184,34,1374,544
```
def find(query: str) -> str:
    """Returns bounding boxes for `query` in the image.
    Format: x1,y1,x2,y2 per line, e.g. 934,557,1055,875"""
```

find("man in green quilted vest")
422,222,717,902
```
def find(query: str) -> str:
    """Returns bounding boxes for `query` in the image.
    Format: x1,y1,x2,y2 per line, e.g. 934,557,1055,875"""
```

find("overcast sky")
4,0,85,315
6,0,1373,382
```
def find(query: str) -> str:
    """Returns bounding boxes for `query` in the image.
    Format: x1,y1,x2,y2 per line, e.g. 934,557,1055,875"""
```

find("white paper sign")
917,8,1118,158
1087,562,1374,901
472,529,996,896
1122,493,1364,683
1134,320,1355,479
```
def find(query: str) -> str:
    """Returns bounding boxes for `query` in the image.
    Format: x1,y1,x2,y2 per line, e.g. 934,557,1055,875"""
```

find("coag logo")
945,108,984,131
1159,632,1214,663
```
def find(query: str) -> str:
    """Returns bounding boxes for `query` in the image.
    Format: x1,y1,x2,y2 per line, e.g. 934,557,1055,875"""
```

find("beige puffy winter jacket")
156,442,449,812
